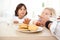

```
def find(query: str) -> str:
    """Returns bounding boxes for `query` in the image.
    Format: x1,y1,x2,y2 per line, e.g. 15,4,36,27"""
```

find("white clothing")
50,20,60,40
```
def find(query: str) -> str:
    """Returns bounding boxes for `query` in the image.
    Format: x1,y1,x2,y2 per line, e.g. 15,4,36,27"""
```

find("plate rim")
17,27,43,33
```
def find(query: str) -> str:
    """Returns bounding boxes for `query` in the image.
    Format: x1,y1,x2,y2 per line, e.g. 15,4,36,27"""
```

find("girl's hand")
23,18,31,24
14,21,19,24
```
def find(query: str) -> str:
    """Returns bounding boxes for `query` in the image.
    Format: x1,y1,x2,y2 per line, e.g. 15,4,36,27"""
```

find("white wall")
0,0,60,18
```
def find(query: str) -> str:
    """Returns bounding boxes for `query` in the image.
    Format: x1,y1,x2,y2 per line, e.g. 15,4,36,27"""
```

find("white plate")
17,27,43,33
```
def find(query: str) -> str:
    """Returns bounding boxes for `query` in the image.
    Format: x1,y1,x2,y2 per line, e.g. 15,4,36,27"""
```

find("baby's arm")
33,20,42,26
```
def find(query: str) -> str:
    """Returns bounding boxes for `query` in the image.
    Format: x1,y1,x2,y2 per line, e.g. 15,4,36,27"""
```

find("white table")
0,22,57,40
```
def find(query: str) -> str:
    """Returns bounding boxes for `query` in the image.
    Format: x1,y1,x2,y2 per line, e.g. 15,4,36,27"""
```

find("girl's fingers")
25,18,31,22
23,18,31,24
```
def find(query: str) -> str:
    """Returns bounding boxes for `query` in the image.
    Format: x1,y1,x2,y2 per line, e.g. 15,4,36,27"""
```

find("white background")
0,0,60,20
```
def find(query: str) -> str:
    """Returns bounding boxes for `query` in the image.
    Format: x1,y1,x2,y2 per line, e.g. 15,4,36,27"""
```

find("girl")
13,3,30,24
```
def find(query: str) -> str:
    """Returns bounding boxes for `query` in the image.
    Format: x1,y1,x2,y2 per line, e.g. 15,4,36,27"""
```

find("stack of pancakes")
18,23,38,31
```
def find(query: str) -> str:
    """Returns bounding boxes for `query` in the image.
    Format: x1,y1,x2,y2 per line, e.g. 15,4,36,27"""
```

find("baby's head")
41,8,56,18
15,3,27,19
39,8,56,26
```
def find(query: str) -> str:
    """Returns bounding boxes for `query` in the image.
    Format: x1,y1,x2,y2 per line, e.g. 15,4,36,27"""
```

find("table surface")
0,22,57,40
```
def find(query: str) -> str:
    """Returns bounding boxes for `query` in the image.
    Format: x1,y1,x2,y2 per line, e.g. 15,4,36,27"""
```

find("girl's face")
41,9,52,18
17,6,27,19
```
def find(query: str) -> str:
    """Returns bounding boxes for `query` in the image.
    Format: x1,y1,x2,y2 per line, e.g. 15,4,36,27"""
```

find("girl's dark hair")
15,3,27,16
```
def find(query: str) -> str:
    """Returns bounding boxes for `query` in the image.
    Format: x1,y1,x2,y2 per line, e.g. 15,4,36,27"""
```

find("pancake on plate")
18,23,28,29
28,24,38,31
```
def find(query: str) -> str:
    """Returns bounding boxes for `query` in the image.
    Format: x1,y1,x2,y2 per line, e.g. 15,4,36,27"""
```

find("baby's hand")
23,18,31,24
33,21,41,26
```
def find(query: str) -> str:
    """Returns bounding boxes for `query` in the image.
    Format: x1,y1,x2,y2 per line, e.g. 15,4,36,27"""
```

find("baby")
34,8,56,26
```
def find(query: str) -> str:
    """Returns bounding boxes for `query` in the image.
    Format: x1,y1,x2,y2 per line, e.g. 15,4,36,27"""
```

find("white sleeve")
50,21,57,35
50,21,60,40
13,16,19,21
12,16,20,23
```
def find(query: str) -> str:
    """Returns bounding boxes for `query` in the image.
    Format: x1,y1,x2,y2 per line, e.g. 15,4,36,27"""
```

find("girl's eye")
20,9,26,11
20,9,22,10
23,9,26,10
45,13,48,15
